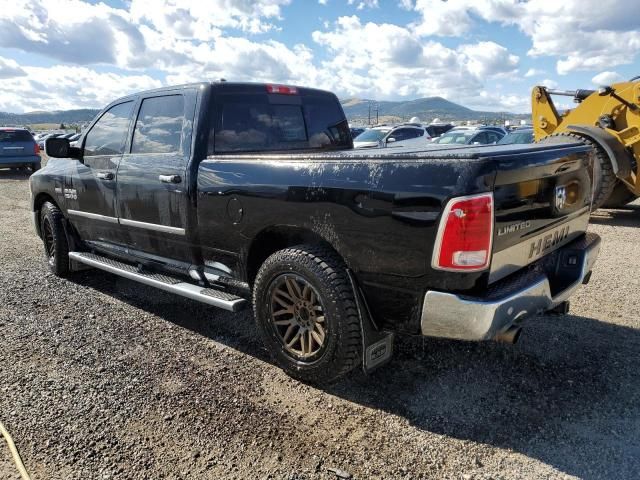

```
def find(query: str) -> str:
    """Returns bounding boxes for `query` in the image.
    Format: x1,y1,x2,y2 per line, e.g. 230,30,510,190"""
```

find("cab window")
131,95,184,154
84,101,134,157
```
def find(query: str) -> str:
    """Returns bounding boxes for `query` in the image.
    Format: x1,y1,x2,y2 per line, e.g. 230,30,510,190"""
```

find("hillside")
0,109,99,126
341,97,529,124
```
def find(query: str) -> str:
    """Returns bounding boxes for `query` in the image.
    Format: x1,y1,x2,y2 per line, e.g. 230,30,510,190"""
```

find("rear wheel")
40,202,70,277
31,162,41,173
252,244,362,384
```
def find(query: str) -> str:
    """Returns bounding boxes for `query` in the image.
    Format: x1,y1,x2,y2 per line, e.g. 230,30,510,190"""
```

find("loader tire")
602,181,638,208
538,132,616,210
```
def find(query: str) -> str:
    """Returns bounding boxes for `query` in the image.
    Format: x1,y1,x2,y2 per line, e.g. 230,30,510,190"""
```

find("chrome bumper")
420,233,601,340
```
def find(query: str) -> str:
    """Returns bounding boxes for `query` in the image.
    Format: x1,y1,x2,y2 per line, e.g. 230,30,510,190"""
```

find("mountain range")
340,97,530,124
0,97,530,127
0,109,99,126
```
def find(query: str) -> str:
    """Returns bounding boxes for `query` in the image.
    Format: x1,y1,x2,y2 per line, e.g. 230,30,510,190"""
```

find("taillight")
266,84,298,95
432,193,494,271
34,142,40,155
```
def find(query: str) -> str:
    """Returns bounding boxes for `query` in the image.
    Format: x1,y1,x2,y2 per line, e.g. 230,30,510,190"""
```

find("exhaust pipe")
493,326,522,344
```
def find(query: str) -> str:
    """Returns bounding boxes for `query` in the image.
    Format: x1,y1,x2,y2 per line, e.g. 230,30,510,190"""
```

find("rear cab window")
210,85,352,154
131,95,185,154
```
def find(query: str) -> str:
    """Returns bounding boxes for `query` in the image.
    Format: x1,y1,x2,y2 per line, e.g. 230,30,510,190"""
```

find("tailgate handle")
96,172,114,181
159,174,182,184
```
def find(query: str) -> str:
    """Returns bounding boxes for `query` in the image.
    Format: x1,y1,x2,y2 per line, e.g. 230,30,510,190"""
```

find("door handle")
96,172,114,181
159,174,182,184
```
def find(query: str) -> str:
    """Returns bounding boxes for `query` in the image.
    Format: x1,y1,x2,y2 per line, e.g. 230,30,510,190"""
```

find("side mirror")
45,137,70,158
45,137,81,160
386,137,396,143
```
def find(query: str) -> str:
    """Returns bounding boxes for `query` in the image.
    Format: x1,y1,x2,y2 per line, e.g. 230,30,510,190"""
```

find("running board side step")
68,252,247,312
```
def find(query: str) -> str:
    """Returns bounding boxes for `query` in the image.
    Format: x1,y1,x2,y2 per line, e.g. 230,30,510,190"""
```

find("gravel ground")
1,168,639,480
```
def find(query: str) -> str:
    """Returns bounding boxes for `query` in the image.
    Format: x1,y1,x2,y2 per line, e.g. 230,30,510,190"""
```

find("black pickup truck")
31,82,600,383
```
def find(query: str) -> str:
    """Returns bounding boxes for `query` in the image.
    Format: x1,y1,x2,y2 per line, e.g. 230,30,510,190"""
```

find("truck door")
66,100,135,246
115,91,196,262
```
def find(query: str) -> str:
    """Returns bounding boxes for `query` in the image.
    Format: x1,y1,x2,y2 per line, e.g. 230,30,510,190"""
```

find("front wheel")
40,202,70,277
252,244,362,384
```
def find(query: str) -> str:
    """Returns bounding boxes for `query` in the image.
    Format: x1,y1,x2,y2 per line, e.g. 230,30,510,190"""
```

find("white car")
353,124,431,149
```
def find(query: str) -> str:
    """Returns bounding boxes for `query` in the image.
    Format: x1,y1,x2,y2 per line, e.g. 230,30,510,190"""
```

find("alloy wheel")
269,274,327,359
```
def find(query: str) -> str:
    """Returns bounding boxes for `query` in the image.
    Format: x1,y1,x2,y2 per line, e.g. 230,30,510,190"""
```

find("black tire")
40,202,71,277
539,132,616,210
31,162,41,173
252,244,362,384
602,181,638,208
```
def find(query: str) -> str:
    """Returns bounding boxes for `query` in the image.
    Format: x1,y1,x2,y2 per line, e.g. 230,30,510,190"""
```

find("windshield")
354,129,390,142
498,131,534,145
434,131,473,144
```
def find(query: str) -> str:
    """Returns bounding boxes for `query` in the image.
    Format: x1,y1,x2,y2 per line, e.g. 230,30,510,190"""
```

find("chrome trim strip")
68,252,246,312
489,210,590,283
67,209,119,224
421,234,601,340
119,218,185,235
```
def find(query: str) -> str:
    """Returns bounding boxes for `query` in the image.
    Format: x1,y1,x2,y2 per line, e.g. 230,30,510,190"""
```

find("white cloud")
458,42,519,78
0,65,161,113
0,56,26,79
592,71,624,86
0,0,293,69
0,1,529,112
348,0,379,9
398,0,414,10
524,68,545,77
312,16,521,110
540,78,558,89
408,0,640,74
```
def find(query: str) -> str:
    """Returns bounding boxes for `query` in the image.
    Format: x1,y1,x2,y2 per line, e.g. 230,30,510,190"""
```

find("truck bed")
197,141,593,332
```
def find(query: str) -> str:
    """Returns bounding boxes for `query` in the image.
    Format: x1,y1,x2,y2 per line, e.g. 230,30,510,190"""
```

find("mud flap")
347,270,394,374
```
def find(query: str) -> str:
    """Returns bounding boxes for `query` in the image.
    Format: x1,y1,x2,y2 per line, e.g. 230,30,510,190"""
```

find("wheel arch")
566,125,634,179
245,226,346,286
32,192,60,238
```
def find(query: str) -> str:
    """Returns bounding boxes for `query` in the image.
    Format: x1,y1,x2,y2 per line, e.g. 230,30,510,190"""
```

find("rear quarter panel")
196,153,496,331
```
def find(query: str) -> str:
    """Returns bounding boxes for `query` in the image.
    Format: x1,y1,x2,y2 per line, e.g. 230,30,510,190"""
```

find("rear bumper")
420,233,601,340
0,155,40,167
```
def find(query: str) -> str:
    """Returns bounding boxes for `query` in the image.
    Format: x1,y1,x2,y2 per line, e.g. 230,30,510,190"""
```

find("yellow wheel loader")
532,78,640,209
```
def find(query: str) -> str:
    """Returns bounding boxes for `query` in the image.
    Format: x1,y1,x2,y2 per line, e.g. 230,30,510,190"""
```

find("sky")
0,0,639,114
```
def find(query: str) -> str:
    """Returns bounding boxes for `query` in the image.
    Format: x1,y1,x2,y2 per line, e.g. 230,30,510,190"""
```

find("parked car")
353,123,431,149
0,127,41,172
349,127,367,139
432,127,504,145
32,81,600,384
425,123,454,138
479,125,509,136
497,128,534,145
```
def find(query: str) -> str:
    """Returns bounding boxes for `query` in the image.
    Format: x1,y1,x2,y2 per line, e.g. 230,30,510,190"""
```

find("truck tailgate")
489,142,593,283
